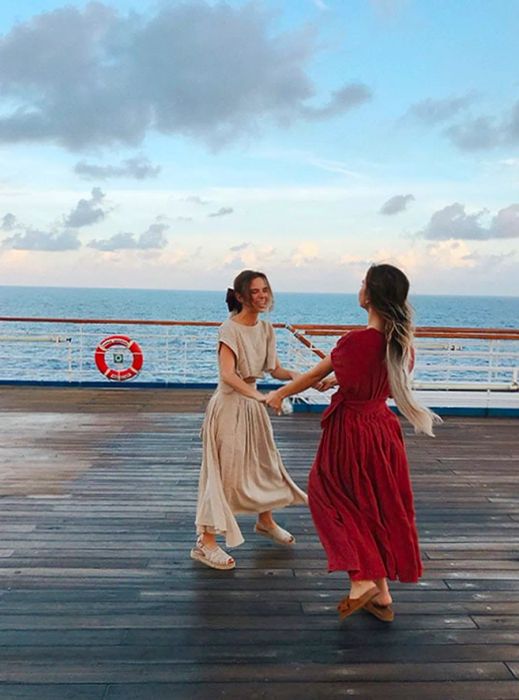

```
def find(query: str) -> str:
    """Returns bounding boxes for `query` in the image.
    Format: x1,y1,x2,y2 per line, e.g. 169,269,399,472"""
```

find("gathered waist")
321,394,389,425
216,381,257,397
339,397,388,414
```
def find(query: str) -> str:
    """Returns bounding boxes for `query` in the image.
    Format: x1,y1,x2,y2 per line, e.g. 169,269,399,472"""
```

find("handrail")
289,324,519,341
1,317,518,340
0,316,286,329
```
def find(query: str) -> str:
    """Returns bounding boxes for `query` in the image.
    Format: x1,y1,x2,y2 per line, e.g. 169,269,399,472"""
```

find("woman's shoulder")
218,318,237,337
335,327,384,353
259,319,274,332
342,327,384,342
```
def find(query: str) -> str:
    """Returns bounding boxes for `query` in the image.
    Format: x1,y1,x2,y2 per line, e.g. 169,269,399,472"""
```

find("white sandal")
190,537,236,570
254,522,295,545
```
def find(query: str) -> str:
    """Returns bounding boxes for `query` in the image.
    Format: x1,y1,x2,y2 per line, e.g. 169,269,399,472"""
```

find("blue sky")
0,0,518,294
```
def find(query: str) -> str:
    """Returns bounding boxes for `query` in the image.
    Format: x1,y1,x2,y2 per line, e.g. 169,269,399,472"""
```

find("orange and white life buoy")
94,334,144,381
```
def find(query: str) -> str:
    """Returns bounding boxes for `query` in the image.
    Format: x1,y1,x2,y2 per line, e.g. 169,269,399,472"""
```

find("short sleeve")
263,322,277,372
217,321,238,357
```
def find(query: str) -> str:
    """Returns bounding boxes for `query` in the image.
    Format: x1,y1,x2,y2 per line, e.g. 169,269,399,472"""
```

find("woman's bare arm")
265,356,333,411
269,361,300,382
219,343,264,401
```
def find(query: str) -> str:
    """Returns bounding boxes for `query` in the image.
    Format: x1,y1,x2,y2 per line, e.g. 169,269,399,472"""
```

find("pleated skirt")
195,388,307,547
308,404,423,582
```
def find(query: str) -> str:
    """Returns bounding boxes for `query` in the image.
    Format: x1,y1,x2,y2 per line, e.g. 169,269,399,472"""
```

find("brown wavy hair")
366,264,441,436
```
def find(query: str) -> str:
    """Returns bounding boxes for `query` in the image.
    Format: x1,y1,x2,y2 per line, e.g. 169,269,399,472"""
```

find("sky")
0,0,518,295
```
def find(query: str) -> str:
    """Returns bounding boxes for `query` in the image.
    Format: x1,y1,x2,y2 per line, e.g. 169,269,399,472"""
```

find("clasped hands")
262,390,283,414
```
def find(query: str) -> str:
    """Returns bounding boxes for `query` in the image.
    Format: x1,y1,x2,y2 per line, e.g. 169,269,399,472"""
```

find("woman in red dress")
266,264,440,622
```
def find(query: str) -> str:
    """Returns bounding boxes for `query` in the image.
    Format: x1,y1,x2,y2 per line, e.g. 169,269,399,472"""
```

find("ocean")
1,286,519,328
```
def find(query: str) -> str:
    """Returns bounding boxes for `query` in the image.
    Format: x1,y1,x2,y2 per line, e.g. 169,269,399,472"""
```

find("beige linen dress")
195,318,307,547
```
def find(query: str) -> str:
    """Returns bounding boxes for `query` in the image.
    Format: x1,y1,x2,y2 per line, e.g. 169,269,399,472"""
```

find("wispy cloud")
74,156,161,180
65,188,111,228
208,207,234,218
181,196,210,206
1,213,18,231
88,221,169,251
379,193,414,215
2,228,80,251
406,95,474,125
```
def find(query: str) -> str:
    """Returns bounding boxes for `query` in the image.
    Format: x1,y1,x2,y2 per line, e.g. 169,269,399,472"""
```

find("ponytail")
225,287,241,314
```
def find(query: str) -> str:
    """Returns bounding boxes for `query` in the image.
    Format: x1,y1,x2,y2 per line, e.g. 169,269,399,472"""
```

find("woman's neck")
367,308,385,333
234,309,259,326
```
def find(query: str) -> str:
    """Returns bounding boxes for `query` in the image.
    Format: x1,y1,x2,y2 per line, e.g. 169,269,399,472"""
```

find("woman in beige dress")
191,270,307,570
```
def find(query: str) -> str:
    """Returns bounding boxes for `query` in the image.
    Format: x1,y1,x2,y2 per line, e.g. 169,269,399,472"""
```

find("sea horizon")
1,285,519,330
1,283,518,300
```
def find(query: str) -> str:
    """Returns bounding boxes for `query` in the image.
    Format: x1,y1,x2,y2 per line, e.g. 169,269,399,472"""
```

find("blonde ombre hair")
366,264,441,436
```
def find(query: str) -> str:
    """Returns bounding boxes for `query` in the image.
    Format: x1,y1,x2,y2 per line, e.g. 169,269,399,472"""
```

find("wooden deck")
0,386,518,699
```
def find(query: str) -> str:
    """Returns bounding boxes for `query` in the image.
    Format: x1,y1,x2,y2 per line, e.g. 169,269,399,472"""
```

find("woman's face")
244,276,271,313
358,277,369,310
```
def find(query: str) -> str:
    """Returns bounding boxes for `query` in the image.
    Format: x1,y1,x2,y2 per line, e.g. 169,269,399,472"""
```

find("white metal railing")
284,324,519,405
0,318,518,392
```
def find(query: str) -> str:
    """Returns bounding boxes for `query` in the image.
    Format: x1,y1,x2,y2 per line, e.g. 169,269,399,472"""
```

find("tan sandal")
254,522,295,545
190,537,236,570
363,599,395,622
337,586,379,621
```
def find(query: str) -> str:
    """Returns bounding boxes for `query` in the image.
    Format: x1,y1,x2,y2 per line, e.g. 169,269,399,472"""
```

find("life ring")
94,334,144,381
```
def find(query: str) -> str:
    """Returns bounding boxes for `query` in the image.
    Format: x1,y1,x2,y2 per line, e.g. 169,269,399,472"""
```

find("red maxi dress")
308,328,423,583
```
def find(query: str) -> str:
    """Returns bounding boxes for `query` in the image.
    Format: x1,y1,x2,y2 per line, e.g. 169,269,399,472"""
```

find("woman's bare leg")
200,531,217,548
257,510,276,527
349,579,378,599
373,577,392,605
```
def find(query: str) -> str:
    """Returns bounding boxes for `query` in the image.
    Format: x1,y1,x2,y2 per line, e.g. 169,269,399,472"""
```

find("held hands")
264,390,283,414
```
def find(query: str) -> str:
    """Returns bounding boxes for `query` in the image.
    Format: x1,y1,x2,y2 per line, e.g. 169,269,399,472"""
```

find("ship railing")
0,317,518,392
284,324,519,405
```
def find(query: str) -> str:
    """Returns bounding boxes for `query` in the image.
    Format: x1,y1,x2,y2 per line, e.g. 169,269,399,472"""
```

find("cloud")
442,100,519,152
370,0,406,15
65,187,110,228
222,242,276,269
1,213,18,231
208,207,234,218
182,195,210,206
407,95,474,125
0,2,371,151
461,249,515,269
301,84,371,121
379,193,414,215
444,116,500,151
419,202,519,240
74,155,161,180
2,228,80,251
290,241,320,266
425,240,476,269
88,221,169,251
491,204,519,239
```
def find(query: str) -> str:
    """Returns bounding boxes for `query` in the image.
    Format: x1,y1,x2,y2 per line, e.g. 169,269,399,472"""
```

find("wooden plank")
0,387,518,697
103,682,519,700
